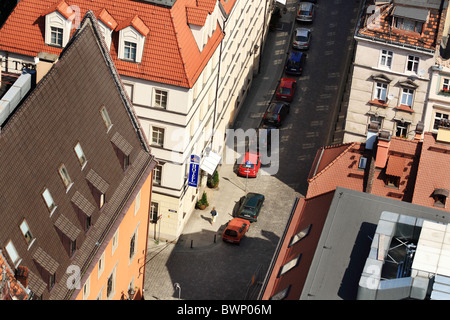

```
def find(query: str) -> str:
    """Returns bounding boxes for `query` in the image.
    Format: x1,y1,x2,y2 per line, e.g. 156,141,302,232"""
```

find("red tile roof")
307,137,420,202
0,253,29,300
186,6,209,26
385,155,406,177
0,0,227,88
412,132,450,211
357,2,441,51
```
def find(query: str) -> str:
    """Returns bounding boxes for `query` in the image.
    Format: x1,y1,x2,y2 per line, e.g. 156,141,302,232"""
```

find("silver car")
296,2,315,22
293,28,311,50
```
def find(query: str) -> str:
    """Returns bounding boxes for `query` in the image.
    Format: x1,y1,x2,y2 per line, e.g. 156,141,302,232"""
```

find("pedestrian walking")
210,207,217,224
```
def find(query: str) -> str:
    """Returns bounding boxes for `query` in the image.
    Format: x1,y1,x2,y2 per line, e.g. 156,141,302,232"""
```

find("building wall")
344,39,434,143
74,173,152,300
423,65,450,133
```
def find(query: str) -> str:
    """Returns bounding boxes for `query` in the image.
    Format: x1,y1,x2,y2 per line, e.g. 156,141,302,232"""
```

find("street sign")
188,155,200,187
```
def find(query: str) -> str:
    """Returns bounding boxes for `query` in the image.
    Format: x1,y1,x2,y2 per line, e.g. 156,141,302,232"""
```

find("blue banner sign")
188,155,200,187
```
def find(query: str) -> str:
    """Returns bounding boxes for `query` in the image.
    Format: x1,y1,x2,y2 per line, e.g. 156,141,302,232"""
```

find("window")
58,164,72,190
289,225,311,247
443,78,450,92
278,254,302,277
112,230,119,255
99,193,105,209
98,252,105,278
49,272,56,290
74,143,87,168
395,17,423,33
153,165,162,185
5,240,20,266
151,202,159,223
395,121,409,138
107,267,116,299
406,55,419,73
42,188,56,214
400,88,414,106
358,157,368,170
124,41,137,61
271,286,291,300
154,89,168,109
433,189,448,208
83,277,90,300
50,27,63,46
70,239,77,257
100,106,112,131
379,49,393,68
385,175,400,188
433,112,449,130
134,190,141,215
374,82,388,101
152,127,165,147
130,233,136,259
20,220,34,246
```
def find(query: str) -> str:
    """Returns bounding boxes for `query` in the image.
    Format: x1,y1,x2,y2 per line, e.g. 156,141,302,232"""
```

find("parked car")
285,51,306,75
236,193,265,222
293,27,311,50
276,78,297,102
222,218,251,244
238,152,261,178
296,2,315,22
262,102,290,127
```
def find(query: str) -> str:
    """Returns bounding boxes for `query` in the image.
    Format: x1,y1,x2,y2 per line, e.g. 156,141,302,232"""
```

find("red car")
222,218,251,244
238,152,261,178
276,78,296,102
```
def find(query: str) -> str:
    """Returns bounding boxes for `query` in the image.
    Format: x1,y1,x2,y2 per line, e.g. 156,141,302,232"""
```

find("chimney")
14,266,28,288
35,52,59,84
414,121,424,141
366,121,380,150
375,130,391,169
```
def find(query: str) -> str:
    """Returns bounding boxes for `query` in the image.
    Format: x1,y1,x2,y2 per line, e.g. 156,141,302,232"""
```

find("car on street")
262,102,290,127
276,78,297,102
285,51,306,75
222,218,251,244
293,27,311,50
238,152,261,178
296,2,315,22
236,192,265,222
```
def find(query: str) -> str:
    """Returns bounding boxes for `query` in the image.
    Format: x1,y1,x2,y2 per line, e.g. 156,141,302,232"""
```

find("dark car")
285,51,306,75
222,218,251,244
236,193,265,222
262,102,290,127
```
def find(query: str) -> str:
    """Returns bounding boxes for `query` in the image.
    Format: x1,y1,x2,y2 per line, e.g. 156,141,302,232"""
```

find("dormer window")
116,16,149,63
433,188,448,208
392,6,427,34
44,1,74,48
97,9,118,51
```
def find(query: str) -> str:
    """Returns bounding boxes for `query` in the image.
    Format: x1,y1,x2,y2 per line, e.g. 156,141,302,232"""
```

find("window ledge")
369,99,388,107
395,104,414,113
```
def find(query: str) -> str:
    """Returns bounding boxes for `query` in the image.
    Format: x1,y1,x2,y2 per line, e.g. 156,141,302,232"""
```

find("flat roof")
300,187,450,300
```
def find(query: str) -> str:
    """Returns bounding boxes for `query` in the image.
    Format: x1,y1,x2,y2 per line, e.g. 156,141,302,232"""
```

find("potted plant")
207,170,219,188
196,191,209,210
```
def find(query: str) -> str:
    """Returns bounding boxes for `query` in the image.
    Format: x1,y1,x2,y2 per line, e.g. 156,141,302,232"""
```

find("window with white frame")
111,229,119,256
395,120,409,138
124,41,137,61
406,55,419,73
74,142,87,168
106,265,117,299
289,225,311,247
400,88,414,106
83,276,90,300
151,127,165,147
20,219,34,246
433,112,450,130
442,78,450,92
100,106,113,131
153,165,162,185
50,27,63,46
151,202,159,223
278,254,302,277
134,190,141,216
395,17,424,33
58,164,73,190
5,240,20,267
379,49,393,68
154,89,168,109
374,82,388,101
42,188,56,214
